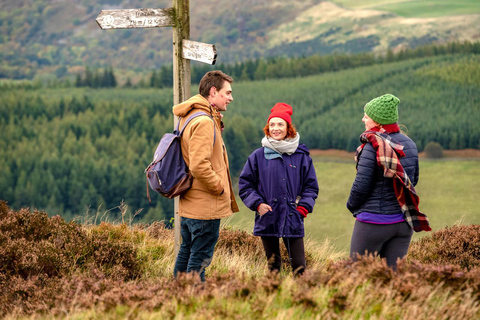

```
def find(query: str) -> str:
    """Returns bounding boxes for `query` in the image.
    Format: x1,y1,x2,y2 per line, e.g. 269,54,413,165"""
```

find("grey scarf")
261,133,300,155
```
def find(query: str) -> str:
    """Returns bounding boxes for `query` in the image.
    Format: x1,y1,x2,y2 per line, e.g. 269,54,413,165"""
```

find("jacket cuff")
297,206,308,217
255,198,264,211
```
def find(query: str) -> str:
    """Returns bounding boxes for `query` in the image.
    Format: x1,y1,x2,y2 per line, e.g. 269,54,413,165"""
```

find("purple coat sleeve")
297,155,319,213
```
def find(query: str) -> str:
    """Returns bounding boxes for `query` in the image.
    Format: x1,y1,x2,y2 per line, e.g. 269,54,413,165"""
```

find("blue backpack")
145,111,216,201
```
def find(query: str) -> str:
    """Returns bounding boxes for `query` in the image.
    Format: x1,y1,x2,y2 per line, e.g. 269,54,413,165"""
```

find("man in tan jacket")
173,70,239,282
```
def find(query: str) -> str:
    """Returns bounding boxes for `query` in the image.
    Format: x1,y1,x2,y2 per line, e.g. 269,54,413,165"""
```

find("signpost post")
96,0,216,256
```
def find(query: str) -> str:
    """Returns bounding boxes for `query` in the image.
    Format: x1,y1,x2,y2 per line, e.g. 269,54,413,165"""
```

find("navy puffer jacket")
346,132,419,216
239,144,319,238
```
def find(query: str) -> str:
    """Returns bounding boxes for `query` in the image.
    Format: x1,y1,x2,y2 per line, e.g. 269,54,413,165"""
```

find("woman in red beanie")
239,103,319,276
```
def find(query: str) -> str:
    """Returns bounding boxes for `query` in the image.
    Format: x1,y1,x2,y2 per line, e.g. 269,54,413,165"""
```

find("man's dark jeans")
173,217,221,282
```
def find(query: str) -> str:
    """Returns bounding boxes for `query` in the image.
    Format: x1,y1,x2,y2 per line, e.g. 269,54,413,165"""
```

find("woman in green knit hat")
346,94,431,270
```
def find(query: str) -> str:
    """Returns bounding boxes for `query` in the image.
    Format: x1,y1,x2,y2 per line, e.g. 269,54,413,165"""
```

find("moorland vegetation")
1,201,479,319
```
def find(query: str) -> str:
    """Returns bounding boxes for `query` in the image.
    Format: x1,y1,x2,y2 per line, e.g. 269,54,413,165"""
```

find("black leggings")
261,236,306,275
350,220,413,269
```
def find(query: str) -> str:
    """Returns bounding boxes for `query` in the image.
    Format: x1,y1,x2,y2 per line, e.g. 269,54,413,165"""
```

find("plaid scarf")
356,124,431,232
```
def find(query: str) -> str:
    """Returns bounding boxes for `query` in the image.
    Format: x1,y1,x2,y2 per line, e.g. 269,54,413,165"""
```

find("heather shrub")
87,222,148,279
424,141,444,158
0,203,89,279
146,220,172,240
408,224,480,270
0,200,9,217
0,202,142,281
216,228,264,258
87,225,141,280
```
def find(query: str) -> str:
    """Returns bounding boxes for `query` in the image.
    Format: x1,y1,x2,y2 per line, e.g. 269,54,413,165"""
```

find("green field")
226,156,480,253
332,0,480,17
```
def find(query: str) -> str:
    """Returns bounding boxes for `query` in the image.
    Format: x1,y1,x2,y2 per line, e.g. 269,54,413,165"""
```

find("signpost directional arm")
95,6,216,66
96,7,175,29
183,40,217,65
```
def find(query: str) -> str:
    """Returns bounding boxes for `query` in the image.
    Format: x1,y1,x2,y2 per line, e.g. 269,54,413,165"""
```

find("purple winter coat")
238,144,319,238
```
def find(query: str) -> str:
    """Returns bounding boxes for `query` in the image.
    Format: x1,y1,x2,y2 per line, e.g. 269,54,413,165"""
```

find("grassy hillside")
334,0,480,17
1,0,479,81
267,1,480,58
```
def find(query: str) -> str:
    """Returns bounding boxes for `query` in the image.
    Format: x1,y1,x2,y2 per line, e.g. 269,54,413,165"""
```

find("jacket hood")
296,143,310,155
172,94,212,117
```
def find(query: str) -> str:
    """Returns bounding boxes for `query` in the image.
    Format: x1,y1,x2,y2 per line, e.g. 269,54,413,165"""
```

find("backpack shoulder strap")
177,111,216,146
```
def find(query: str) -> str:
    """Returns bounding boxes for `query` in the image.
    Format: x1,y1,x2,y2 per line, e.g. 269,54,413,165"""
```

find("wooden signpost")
96,0,216,256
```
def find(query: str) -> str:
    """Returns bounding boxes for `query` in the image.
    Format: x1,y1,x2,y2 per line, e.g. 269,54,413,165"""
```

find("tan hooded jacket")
172,94,239,219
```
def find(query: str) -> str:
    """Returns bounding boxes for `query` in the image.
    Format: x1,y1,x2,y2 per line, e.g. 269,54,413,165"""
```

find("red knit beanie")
267,102,293,124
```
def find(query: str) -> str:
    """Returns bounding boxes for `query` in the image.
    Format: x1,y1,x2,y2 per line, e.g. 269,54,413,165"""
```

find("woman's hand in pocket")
257,203,272,216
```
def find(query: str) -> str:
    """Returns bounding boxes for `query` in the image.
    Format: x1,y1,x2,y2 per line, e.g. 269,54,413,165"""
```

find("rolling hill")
0,0,479,81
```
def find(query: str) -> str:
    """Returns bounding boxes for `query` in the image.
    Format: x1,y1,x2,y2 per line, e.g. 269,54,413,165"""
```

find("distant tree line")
147,65,173,89
142,41,480,88
2,41,479,91
75,66,117,88
190,41,480,84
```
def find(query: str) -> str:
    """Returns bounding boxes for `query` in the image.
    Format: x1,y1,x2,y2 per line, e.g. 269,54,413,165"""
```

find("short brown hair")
263,122,297,139
198,70,234,98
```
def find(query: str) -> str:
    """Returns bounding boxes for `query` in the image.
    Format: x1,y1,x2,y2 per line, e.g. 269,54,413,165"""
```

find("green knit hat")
364,94,400,125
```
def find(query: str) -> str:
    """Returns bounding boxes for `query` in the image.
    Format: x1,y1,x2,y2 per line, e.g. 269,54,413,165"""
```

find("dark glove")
297,206,308,218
